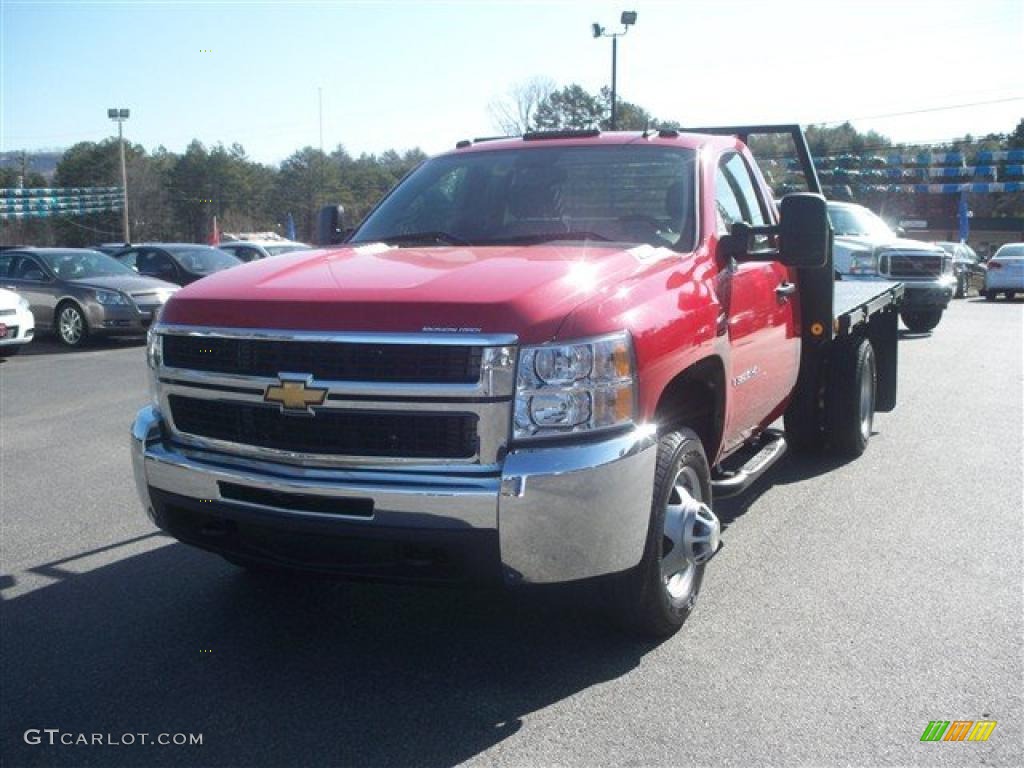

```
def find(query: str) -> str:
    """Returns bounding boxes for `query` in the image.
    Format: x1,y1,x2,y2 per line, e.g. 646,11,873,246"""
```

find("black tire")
824,335,876,458
1004,291,1015,300
607,429,711,639
900,309,943,333
984,290,997,301
55,302,89,347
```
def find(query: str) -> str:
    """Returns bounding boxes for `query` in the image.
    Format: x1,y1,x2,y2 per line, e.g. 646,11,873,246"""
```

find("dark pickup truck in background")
131,125,903,638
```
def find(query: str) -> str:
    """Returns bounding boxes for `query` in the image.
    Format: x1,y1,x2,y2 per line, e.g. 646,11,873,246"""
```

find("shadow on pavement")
897,330,933,340
715,451,852,532
11,335,146,358
2,542,654,767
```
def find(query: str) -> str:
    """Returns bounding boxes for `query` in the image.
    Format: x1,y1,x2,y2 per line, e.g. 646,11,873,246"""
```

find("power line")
818,97,1023,126
53,217,122,237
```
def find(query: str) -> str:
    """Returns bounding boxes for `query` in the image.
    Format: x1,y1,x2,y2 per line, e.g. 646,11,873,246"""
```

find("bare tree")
488,77,556,136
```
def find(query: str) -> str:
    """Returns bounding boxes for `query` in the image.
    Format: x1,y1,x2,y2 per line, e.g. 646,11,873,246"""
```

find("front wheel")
955,274,966,299
900,309,943,333
56,303,89,347
607,429,719,639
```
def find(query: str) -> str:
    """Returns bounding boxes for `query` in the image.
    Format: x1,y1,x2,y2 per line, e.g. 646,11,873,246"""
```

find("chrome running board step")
711,430,787,499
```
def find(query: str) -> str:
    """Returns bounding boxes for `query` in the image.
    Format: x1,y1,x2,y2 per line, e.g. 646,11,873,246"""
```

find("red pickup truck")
131,125,902,637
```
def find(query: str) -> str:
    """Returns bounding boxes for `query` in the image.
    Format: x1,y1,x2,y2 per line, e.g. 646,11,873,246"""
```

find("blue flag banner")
286,212,296,241
1,187,124,220
958,190,970,242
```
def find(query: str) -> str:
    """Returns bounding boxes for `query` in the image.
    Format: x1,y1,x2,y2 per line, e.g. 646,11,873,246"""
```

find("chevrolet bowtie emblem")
264,376,327,413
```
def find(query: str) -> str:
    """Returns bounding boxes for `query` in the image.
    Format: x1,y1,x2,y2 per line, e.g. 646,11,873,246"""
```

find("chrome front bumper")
131,406,657,584
893,277,955,308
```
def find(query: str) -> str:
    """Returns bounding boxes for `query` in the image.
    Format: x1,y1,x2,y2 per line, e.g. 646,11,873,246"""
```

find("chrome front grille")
154,325,517,469
881,250,946,279
168,395,479,459
162,334,483,383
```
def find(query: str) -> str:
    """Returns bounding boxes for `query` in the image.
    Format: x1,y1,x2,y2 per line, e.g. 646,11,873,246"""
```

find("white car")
217,240,312,263
984,243,1024,300
0,287,35,356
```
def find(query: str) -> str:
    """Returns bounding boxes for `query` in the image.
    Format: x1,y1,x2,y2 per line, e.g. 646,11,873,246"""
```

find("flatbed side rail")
834,281,905,335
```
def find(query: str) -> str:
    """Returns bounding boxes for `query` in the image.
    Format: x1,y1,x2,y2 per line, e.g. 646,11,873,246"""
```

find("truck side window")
716,153,772,250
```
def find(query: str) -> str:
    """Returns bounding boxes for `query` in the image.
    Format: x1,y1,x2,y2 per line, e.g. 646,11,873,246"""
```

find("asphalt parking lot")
1,298,1021,767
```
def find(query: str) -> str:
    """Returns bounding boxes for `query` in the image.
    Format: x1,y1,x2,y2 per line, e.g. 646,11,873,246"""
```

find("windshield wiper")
485,231,613,245
379,231,470,246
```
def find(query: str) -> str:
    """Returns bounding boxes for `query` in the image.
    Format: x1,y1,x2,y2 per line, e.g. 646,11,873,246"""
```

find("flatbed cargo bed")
834,280,904,335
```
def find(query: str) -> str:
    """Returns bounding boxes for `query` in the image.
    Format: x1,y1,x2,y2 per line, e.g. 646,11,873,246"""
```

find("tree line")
0,140,427,247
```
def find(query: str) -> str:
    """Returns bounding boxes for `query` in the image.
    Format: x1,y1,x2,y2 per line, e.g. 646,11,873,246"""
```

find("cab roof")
445,129,738,156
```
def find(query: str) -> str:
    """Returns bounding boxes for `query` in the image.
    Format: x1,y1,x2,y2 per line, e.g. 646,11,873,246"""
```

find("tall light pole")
107,108,130,244
592,11,637,131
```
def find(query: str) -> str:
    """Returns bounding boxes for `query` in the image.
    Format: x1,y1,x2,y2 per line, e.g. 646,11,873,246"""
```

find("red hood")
160,242,673,343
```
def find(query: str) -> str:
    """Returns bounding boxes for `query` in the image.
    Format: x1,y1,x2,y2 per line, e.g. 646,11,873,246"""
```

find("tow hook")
682,500,721,565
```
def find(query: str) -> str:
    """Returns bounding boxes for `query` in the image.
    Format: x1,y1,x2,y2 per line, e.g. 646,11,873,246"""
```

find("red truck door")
713,151,800,452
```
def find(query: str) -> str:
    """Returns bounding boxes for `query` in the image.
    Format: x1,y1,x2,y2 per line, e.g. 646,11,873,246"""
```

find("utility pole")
318,87,325,207
592,11,637,131
107,108,131,243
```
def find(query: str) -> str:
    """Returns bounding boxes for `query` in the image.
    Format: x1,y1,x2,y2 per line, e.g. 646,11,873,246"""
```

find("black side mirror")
778,193,829,268
317,205,347,246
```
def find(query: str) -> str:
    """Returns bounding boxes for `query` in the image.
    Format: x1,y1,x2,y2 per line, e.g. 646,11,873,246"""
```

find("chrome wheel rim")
661,465,702,601
59,307,82,344
859,349,875,441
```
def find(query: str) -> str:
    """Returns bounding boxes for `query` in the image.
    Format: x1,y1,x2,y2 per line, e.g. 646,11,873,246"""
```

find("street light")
107,108,130,244
591,11,637,131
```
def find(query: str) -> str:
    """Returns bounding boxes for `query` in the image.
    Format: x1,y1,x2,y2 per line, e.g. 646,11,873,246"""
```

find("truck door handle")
776,282,797,300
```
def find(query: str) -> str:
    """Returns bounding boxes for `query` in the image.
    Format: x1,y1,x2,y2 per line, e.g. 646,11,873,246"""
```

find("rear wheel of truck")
984,290,997,301
900,309,943,333
824,335,876,458
607,429,718,639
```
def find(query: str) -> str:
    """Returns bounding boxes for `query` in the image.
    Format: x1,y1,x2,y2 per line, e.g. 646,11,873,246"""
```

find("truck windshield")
351,145,698,251
828,204,894,240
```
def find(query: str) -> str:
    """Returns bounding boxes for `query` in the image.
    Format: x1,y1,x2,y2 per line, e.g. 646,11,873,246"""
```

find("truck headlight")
95,288,129,305
848,251,878,275
146,328,163,369
514,332,636,440
146,329,163,405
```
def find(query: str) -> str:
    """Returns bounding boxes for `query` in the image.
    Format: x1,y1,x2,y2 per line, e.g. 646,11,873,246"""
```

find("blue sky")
2,0,1021,164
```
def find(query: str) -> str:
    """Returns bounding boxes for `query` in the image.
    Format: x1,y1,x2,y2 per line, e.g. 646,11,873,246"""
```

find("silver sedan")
0,247,178,347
